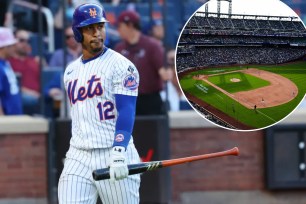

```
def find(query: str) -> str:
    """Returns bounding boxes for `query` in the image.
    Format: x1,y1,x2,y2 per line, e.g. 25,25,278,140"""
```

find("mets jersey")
63,47,139,149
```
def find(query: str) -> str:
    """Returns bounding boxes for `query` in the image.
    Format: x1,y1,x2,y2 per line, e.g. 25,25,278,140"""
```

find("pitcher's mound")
230,78,241,82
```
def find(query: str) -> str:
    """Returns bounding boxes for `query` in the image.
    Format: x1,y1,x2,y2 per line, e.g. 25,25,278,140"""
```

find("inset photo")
176,0,306,131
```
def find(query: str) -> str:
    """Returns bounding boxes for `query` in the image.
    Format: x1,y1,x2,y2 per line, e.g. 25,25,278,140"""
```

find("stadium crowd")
176,12,306,73
186,14,305,32
177,47,306,72
179,35,306,45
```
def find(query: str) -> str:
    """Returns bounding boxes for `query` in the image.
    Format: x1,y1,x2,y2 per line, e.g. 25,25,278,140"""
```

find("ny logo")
89,8,97,18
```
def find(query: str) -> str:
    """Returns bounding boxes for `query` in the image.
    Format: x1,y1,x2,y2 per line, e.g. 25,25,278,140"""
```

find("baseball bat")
92,147,239,181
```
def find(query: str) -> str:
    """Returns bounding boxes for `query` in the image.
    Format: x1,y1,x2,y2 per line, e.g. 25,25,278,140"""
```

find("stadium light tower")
217,0,221,17
217,0,232,17
228,0,232,18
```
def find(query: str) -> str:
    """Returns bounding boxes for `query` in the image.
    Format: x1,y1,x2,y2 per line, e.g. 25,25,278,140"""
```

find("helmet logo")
89,8,97,18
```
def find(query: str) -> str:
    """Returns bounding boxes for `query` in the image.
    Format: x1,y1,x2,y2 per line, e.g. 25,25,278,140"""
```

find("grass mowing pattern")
207,72,270,93
180,61,306,129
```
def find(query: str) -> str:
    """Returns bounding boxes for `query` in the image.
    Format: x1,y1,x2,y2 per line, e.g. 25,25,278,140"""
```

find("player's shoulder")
66,57,80,68
64,57,81,73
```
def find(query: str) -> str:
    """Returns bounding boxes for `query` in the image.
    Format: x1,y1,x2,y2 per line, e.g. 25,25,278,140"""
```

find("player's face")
81,22,105,54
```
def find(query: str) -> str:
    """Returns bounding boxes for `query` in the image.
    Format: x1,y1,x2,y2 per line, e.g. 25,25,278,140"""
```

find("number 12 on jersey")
97,101,115,121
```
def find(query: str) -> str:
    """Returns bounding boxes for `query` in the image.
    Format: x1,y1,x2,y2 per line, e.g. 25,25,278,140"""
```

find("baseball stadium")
176,2,306,130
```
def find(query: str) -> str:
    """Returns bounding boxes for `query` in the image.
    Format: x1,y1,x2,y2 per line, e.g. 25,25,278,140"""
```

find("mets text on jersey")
67,75,103,104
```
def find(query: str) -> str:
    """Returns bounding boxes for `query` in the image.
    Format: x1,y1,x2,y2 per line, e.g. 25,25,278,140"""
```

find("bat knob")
93,168,110,180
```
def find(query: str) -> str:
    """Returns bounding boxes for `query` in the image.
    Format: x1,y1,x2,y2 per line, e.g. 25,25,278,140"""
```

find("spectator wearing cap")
8,29,41,115
115,10,172,115
0,27,22,115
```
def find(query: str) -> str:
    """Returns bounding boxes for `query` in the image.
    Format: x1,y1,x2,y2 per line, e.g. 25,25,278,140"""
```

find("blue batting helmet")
72,3,108,42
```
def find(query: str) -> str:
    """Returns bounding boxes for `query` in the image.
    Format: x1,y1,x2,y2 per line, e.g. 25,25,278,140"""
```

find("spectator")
0,27,22,115
115,10,172,115
161,49,191,111
8,29,40,115
149,19,165,43
44,27,81,118
43,71,66,118
45,26,81,100
46,26,81,117
160,49,179,111
49,26,81,68
44,72,62,105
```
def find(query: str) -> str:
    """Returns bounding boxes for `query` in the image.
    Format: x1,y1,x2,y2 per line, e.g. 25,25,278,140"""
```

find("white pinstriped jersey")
63,48,139,149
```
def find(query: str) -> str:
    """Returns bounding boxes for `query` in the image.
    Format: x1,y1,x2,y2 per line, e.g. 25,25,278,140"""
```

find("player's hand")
109,146,128,182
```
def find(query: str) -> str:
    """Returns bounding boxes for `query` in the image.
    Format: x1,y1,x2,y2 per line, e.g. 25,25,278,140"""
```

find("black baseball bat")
92,147,239,181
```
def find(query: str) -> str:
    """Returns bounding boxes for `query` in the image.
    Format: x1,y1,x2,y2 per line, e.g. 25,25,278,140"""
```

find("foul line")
256,110,277,123
214,93,223,100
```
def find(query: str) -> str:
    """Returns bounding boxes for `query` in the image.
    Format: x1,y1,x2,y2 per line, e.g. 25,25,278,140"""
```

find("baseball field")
179,61,306,130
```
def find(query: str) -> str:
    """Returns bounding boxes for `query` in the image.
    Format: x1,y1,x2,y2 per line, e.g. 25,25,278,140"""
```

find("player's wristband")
113,130,131,150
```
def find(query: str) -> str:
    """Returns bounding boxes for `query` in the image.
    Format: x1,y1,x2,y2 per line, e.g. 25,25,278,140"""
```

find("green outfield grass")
180,61,306,129
207,72,270,93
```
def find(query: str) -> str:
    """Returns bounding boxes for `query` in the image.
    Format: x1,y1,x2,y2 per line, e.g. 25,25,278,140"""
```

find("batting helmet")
72,3,108,42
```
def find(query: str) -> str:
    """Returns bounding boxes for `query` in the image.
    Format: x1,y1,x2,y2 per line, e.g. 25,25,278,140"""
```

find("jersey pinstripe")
59,144,140,204
63,48,139,149
59,48,141,204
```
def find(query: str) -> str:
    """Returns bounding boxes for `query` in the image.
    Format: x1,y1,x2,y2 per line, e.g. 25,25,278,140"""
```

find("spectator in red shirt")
9,29,40,115
115,10,172,115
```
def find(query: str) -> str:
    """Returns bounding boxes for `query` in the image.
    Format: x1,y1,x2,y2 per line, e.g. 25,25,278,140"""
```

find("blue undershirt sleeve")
113,94,137,149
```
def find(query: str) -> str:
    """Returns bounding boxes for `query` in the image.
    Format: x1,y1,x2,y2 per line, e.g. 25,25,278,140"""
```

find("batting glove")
109,146,128,182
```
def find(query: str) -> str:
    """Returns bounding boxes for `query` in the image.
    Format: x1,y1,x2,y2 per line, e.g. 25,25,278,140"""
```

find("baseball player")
58,3,140,204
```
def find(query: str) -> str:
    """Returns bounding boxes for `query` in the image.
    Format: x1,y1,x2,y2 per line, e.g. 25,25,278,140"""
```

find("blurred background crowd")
0,0,305,118
0,0,205,118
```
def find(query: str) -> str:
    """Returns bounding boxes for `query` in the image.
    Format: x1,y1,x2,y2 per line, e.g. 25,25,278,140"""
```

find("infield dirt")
193,68,298,109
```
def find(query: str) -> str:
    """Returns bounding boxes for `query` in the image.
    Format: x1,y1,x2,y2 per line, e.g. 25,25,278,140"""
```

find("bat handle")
92,162,162,181
93,168,110,180
92,164,146,180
